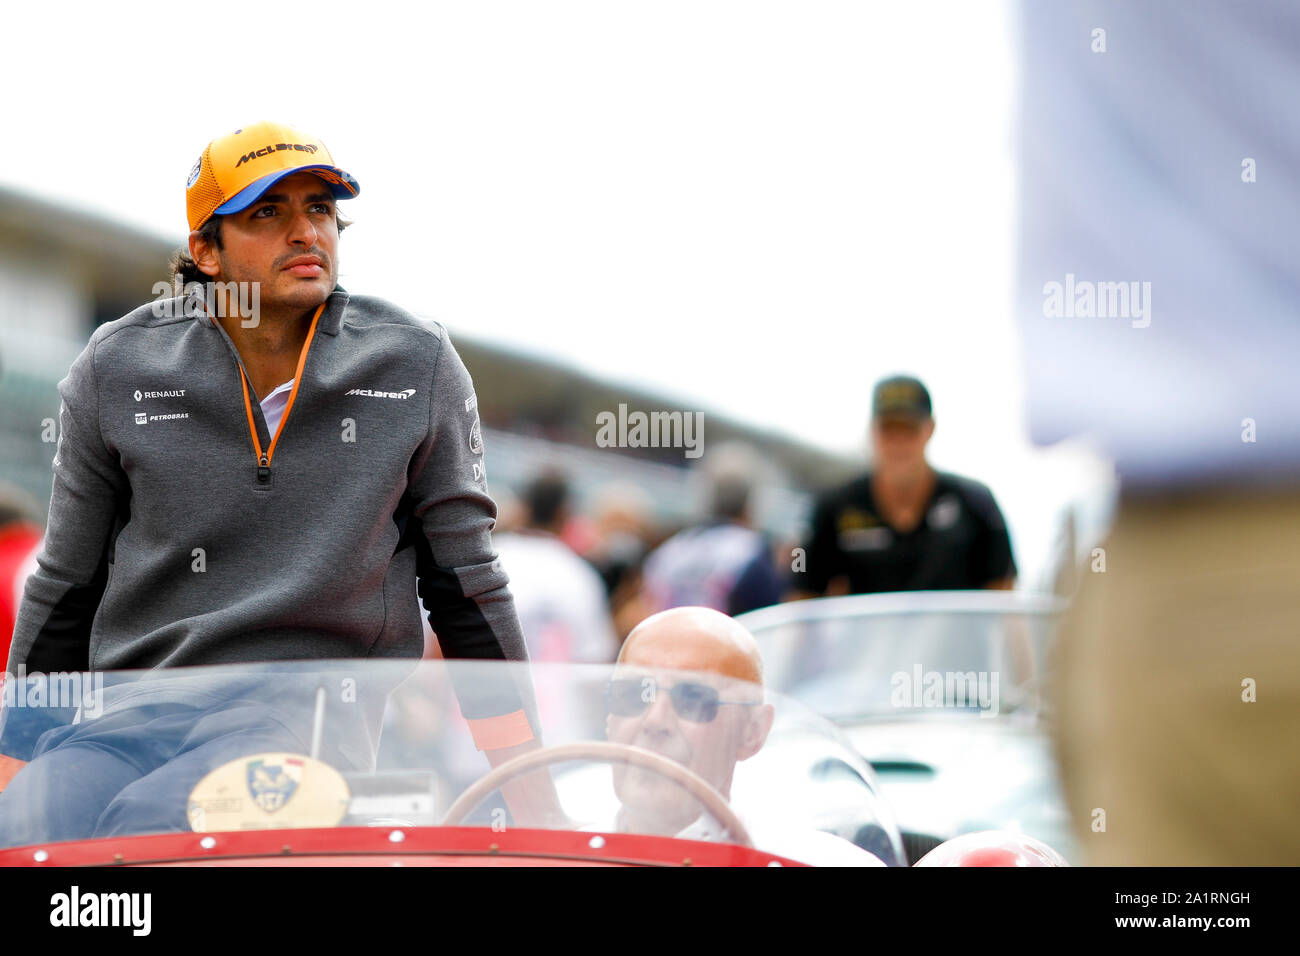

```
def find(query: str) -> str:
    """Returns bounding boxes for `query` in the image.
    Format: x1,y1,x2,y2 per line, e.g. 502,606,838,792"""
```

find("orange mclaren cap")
185,121,360,232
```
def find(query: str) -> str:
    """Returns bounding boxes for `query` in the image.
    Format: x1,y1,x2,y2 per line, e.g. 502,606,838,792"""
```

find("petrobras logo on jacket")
345,387,416,400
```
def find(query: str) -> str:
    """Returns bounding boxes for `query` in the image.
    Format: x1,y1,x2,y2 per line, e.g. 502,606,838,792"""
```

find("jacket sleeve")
407,327,537,749
1,336,128,759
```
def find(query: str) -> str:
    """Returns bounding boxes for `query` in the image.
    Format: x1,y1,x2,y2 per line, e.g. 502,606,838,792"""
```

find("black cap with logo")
871,375,932,420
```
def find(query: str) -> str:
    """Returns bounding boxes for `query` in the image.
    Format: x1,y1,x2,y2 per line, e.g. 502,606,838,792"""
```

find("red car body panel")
0,826,807,868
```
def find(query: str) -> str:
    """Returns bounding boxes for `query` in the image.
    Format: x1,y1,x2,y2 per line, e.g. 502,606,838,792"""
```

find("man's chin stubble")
267,277,333,311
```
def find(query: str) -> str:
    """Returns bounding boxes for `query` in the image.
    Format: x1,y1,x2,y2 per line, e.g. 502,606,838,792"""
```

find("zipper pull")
257,453,271,484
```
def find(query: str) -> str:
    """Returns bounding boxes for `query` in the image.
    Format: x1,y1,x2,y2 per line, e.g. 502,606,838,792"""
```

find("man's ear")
736,702,775,762
189,230,222,278
922,418,936,442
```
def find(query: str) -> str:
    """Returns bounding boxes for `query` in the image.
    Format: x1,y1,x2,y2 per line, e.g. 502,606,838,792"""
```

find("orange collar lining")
234,301,327,466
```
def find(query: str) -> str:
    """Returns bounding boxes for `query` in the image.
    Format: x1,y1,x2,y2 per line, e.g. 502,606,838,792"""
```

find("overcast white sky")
0,1,1113,584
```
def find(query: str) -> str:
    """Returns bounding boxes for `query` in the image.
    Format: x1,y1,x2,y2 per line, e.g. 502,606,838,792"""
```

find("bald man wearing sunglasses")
604,607,885,865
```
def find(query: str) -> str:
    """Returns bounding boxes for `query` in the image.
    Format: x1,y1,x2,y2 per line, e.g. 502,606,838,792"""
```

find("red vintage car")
0,658,914,867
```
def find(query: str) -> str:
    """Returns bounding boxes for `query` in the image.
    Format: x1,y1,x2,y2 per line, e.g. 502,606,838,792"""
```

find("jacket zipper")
227,302,327,486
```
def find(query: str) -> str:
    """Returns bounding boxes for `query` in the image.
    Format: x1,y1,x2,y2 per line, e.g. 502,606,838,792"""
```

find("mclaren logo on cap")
235,143,320,168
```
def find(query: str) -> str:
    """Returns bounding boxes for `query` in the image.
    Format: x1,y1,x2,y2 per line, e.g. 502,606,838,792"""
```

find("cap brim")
214,164,360,216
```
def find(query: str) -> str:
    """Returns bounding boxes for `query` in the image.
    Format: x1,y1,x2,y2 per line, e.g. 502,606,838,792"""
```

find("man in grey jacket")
0,121,553,842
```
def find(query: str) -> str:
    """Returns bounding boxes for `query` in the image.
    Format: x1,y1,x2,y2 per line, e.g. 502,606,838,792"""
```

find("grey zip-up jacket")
1,286,532,760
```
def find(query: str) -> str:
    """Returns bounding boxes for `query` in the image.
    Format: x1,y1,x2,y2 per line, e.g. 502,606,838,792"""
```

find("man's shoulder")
90,295,199,348
340,294,448,342
814,473,873,511
935,471,1006,526
664,522,765,557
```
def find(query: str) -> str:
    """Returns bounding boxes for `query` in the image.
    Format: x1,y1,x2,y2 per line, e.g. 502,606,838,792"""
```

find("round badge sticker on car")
187,752,351,832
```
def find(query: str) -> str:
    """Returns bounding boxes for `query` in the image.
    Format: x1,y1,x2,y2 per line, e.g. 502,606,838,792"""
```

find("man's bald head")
619,606,764,686
610,607,773,828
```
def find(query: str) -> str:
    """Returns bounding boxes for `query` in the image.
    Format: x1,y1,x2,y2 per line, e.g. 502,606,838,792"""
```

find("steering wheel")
439,741,753,847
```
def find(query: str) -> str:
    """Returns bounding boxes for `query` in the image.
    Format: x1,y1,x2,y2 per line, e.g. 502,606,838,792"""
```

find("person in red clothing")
0,488,43,671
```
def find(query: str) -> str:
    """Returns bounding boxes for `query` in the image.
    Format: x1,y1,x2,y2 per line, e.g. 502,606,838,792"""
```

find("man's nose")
287,208,319,246
640,686,679,730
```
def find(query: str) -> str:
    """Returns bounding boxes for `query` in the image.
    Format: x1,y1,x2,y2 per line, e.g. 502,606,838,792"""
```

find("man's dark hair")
710,474,751,522
165,209,352,288
168,215,224,288
523,471,570,530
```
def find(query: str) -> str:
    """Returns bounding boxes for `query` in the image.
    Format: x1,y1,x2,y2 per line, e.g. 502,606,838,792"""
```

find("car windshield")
737,591,1066,724
0,659,903,866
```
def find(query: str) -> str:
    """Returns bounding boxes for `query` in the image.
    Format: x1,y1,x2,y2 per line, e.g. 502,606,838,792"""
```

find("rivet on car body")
33,850,48,863
389,830,405,843
588,836,606,849
200,837,216,850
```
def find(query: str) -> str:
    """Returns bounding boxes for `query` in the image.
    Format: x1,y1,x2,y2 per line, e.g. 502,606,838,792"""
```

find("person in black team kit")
795,376,1016,596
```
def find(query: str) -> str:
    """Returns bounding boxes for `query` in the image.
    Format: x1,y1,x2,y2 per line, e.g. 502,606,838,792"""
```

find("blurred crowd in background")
475,373,1025,665
1,371,1039,670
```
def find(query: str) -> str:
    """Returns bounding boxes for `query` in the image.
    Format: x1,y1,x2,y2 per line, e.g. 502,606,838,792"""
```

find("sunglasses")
605,677,761,723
